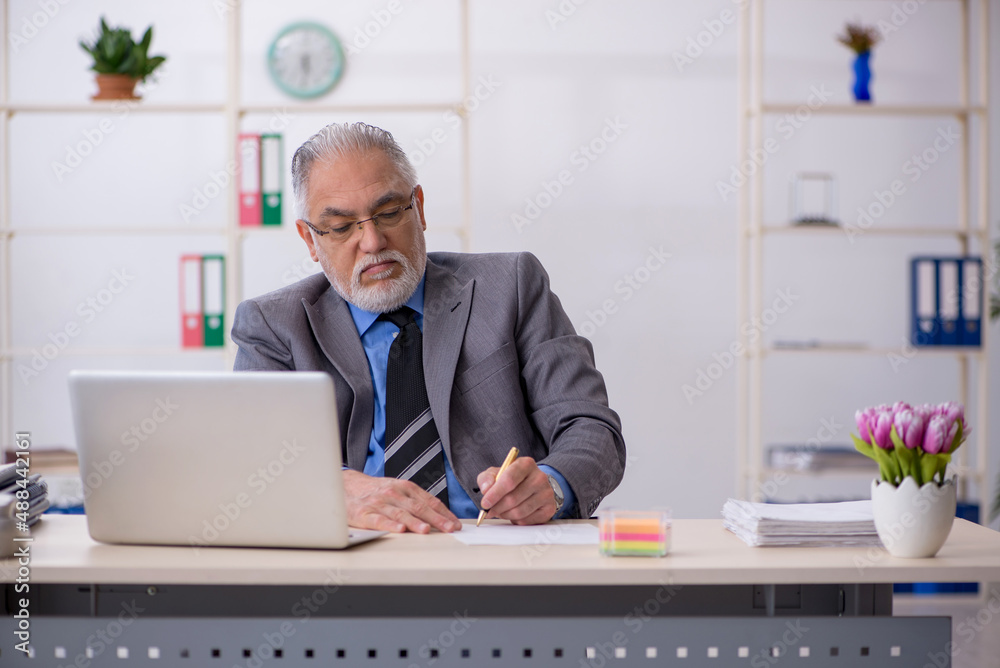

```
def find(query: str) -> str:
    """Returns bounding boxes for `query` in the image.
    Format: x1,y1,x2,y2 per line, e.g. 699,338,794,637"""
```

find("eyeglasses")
302,188,416,243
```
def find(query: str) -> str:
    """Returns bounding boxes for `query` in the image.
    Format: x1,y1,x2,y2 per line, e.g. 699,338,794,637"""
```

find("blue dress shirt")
345,274,576,519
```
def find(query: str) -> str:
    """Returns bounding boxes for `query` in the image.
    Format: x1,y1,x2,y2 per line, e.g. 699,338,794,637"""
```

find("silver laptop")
68,370,385,549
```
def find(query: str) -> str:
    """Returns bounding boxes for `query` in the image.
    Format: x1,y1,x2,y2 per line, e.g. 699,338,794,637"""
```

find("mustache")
353,251,408,283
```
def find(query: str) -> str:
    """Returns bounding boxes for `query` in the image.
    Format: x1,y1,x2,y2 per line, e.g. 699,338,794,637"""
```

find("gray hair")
291,122,417,220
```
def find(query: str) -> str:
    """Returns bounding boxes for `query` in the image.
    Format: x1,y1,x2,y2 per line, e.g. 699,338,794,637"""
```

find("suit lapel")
302,288,373,470
422,259,474,466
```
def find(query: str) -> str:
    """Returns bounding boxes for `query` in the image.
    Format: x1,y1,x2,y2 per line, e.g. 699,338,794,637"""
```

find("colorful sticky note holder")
599,509,671,557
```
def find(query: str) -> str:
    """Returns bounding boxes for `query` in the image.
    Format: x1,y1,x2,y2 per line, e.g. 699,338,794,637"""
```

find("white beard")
323,233,426,313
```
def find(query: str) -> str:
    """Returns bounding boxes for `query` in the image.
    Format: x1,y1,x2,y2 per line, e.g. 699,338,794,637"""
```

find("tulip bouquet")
852,402,969,487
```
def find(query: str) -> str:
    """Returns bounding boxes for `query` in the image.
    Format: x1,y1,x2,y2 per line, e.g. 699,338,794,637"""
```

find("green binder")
261,134,282,226
201,254,225,347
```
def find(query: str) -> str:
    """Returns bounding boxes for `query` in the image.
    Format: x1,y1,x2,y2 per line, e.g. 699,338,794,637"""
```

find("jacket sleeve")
514,252,626,518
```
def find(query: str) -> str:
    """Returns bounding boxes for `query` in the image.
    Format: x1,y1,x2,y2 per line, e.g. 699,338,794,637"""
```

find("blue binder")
910,256,983,348
959,258,983,347
911,258,939,346
938,259,960,346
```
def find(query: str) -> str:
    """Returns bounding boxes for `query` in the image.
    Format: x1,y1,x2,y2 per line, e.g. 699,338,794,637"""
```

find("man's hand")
477,457,557,525
343,470,462,534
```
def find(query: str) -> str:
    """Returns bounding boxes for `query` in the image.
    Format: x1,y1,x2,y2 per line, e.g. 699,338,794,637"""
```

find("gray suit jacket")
231,251,625,517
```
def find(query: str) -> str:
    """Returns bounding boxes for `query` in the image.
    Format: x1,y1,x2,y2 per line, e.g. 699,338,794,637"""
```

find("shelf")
239,102,462,114
754,104,986,118
2,102,227,114
0,102,464,115
750,225,987,238
3,346,230,358
8,227,228,236
6,225,468,238
760,345,983,357
761,467,984,483
737,0,991,516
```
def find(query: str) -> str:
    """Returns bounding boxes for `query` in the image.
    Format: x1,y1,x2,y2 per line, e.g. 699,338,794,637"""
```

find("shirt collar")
347,272,426,337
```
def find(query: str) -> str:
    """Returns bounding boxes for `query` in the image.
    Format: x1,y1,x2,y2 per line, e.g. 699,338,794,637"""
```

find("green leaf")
920,453,950,486
948,420,965,454
889,423,905,450
851,433,876,460
893,434,915,480
872,445,900,485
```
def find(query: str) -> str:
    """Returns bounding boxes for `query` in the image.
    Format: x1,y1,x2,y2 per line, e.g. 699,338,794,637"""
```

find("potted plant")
837,22,881,103
79,17,166,100
852,402,969,557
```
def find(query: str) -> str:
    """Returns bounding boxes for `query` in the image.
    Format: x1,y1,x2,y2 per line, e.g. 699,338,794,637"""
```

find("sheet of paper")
450,523,599,546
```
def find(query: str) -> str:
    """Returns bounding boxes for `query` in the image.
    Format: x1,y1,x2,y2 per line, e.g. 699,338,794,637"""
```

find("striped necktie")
380,307,449,507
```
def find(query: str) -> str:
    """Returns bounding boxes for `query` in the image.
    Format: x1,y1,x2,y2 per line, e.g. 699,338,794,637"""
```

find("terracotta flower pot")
92,74,140,101
871,476,956,558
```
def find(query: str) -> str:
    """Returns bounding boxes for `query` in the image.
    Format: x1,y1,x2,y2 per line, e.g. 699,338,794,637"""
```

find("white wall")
3,0,998,521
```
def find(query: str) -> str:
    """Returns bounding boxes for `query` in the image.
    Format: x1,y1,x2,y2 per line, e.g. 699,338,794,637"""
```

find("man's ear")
414,185,427,232
296,220,320,262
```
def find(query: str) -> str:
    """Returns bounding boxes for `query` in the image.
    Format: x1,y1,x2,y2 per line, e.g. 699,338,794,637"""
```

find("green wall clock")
267,22,345,99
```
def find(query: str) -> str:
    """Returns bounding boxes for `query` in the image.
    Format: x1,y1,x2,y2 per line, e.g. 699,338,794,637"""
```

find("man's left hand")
477,457,557,525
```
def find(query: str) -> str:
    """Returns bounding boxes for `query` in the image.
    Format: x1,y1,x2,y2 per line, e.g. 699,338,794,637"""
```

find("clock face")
267,22,345,99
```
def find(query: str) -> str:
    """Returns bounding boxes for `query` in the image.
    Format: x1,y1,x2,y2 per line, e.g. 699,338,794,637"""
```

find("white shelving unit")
0,0,474,451
736,0,991,514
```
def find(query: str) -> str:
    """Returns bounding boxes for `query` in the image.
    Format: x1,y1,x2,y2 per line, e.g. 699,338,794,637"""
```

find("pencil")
476,447,519,527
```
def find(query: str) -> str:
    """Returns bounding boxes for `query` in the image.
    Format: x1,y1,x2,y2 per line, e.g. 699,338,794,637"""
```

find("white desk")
2,516,998,666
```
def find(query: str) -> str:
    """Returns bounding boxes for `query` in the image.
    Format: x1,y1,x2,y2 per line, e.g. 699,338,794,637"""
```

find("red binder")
238,133,262,227
180,254,204,347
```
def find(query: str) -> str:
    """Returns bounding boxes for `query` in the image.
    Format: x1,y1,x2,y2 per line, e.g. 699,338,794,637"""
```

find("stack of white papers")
722,498,881,547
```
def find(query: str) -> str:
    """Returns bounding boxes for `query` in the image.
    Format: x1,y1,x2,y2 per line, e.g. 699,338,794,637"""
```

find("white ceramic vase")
871,476,956,558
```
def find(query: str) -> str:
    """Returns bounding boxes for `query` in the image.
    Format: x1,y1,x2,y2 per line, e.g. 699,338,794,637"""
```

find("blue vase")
853,51,872,103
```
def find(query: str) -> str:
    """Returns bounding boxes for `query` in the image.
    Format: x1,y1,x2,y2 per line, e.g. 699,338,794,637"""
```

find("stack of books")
722,498,881,547
767,444,874,472
0,463,50,529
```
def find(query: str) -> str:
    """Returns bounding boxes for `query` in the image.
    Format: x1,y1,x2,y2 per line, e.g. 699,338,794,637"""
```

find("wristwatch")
546,474,565,513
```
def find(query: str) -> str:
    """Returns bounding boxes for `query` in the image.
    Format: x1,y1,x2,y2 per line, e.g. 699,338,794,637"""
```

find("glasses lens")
328,223,355,241
372,205,405,229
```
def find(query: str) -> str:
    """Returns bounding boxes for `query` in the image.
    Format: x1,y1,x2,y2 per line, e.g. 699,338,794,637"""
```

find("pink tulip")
923,415,951,454
872,410,894,449
939,401,963,425
855,409,873,441
893,409,925,450
892,401,912,415
914,404,935,423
